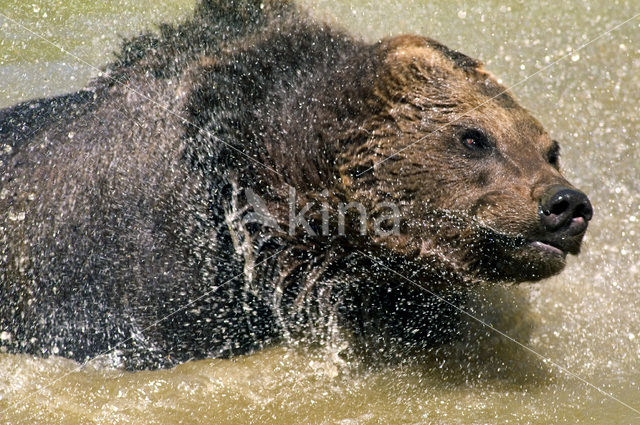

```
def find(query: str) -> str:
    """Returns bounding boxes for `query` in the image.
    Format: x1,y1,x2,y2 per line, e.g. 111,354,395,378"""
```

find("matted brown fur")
0,0,590,369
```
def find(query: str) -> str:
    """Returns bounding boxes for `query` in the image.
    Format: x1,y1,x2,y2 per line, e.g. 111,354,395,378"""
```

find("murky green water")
1,0,639,423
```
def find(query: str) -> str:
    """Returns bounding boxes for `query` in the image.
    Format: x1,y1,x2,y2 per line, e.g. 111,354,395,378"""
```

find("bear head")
332,35,593,283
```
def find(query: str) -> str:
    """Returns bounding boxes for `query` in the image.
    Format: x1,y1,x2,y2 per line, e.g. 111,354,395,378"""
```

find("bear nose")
539,186,593,234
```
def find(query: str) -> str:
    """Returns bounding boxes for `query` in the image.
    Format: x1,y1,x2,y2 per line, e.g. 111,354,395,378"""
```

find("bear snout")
537,186,593,252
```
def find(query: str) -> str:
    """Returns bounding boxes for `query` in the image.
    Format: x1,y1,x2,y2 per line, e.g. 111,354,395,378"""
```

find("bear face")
334,35,592,283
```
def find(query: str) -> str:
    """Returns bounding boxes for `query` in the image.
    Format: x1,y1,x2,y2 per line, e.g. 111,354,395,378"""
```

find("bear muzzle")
534,185,593,255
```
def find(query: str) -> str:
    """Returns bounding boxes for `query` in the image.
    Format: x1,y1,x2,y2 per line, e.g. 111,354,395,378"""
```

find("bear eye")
460,129,492,152
547,141,560,167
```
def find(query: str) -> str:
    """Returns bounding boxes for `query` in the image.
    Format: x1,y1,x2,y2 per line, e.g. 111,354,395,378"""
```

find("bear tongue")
529,241,565,256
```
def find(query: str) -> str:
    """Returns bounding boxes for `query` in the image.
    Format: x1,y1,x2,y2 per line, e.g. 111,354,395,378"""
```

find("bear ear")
379,35,482,73
421,37,482,71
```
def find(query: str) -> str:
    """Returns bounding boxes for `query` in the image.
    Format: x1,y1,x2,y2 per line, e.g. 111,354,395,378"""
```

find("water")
1,0,639,423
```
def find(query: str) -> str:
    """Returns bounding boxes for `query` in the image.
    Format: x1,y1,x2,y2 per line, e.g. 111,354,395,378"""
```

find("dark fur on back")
0,1,587,369
0,1,441,369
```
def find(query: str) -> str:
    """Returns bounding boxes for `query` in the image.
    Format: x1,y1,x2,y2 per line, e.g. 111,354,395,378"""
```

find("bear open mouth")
473,221,569,258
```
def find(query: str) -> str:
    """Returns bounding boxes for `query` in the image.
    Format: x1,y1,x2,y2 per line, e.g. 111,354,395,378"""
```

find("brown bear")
0,0,591,369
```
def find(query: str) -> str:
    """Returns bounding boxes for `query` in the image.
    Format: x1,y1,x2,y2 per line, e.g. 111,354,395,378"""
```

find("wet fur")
1,0,576,369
